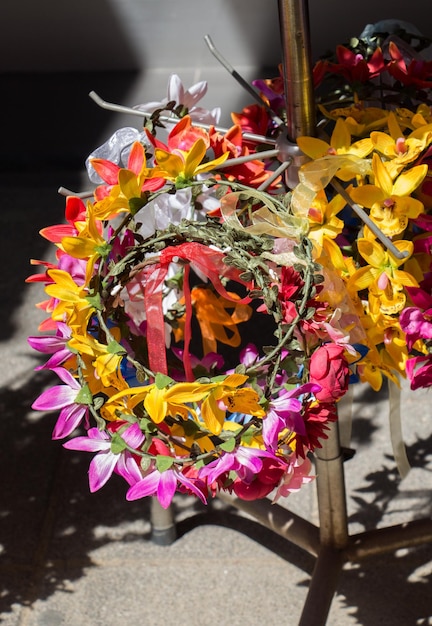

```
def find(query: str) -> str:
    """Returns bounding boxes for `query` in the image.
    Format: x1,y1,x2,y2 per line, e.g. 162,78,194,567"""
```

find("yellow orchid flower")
306,190,346,253
349,239,418,315
350,153,427,236
395,104,432,132
297,117,373,161
356,344,400,390
60,202,106,259
60,203,109,282
318,103,389,137
370,112,432,177
93,167,153,220
151,138,229,186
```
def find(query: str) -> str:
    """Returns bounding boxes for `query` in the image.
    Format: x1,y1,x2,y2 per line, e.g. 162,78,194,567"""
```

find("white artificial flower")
134,74,221,125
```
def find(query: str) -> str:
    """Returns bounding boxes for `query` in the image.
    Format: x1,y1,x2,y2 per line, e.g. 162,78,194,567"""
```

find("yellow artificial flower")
151,139,229,186
356,345,400,390
173,287,252,354
350,153,427,236
45,269,95,328
306,189,346,253
395,104,432,132
370,112,432,177
200,373,265,435
349,238,418,317
60,203,109,281
93,167,151,220
67,331,127,391
104,373,264,436
297,117,374,161
318,103,389,137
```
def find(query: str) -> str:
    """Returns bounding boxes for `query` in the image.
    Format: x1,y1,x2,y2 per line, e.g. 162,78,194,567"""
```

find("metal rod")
347,517,432,561
88,90,277,146
314,420,349,549
217,490,320,557
331,180,409,260
150,497,177,545
204,35,286,127
298,545,344,626
257,159,293,191
278,0,316,140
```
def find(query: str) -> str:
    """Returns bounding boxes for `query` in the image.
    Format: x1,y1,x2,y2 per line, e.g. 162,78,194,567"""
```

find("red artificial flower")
388,42,432,90
326,45,386,84
309,343,350,403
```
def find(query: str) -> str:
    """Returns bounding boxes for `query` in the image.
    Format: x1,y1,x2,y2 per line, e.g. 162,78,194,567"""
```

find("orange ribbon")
144,242,252,379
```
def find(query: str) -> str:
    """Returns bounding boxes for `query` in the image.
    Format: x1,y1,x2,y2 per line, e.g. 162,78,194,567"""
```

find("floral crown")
29,23,432,508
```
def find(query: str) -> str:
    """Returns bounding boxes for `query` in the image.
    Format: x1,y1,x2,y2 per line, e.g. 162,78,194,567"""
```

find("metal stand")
150,421,432,622
215,421,432,625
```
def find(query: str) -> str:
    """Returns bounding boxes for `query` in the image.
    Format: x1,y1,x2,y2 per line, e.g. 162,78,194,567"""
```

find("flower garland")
29,22,432,508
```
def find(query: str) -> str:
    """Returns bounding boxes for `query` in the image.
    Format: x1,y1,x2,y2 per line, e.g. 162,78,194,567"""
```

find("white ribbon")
388,380,411,479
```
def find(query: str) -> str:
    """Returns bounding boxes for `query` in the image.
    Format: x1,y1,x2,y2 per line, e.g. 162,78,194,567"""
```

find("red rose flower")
309,344,350,403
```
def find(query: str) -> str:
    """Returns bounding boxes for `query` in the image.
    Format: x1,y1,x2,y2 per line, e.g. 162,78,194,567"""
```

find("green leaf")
155,455,175,472
111,432,127,454
182,420,200,437
219,438,236,453
74,384,93,406
129,196,147,215
107,339,126,355
94,243,112,259
155,373,174,389
140,456,152,472
85,292,103,310
139,417,158,434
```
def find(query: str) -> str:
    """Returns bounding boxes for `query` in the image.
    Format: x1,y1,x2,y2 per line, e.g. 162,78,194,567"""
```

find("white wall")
2,0,432,73
3,0,432,169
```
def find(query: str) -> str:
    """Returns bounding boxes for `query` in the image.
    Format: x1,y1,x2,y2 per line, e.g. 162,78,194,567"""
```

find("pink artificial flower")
63,424,144,492
199,446,286,500
199,446,271,486
272,456,314,503
31,367,89,439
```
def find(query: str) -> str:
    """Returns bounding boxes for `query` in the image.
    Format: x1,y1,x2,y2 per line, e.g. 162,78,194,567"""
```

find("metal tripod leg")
299,420,348,625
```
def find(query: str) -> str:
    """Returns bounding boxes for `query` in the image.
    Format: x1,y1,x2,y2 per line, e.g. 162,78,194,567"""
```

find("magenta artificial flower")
27,322,72,370
262,383,321,449
400,306,432,350
198,446,276,487
63,424,144,492
32,367,89,439
127,464,207,509
405,355,432,389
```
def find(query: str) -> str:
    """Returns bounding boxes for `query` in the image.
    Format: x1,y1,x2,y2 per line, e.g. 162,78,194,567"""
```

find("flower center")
395,137,407,154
